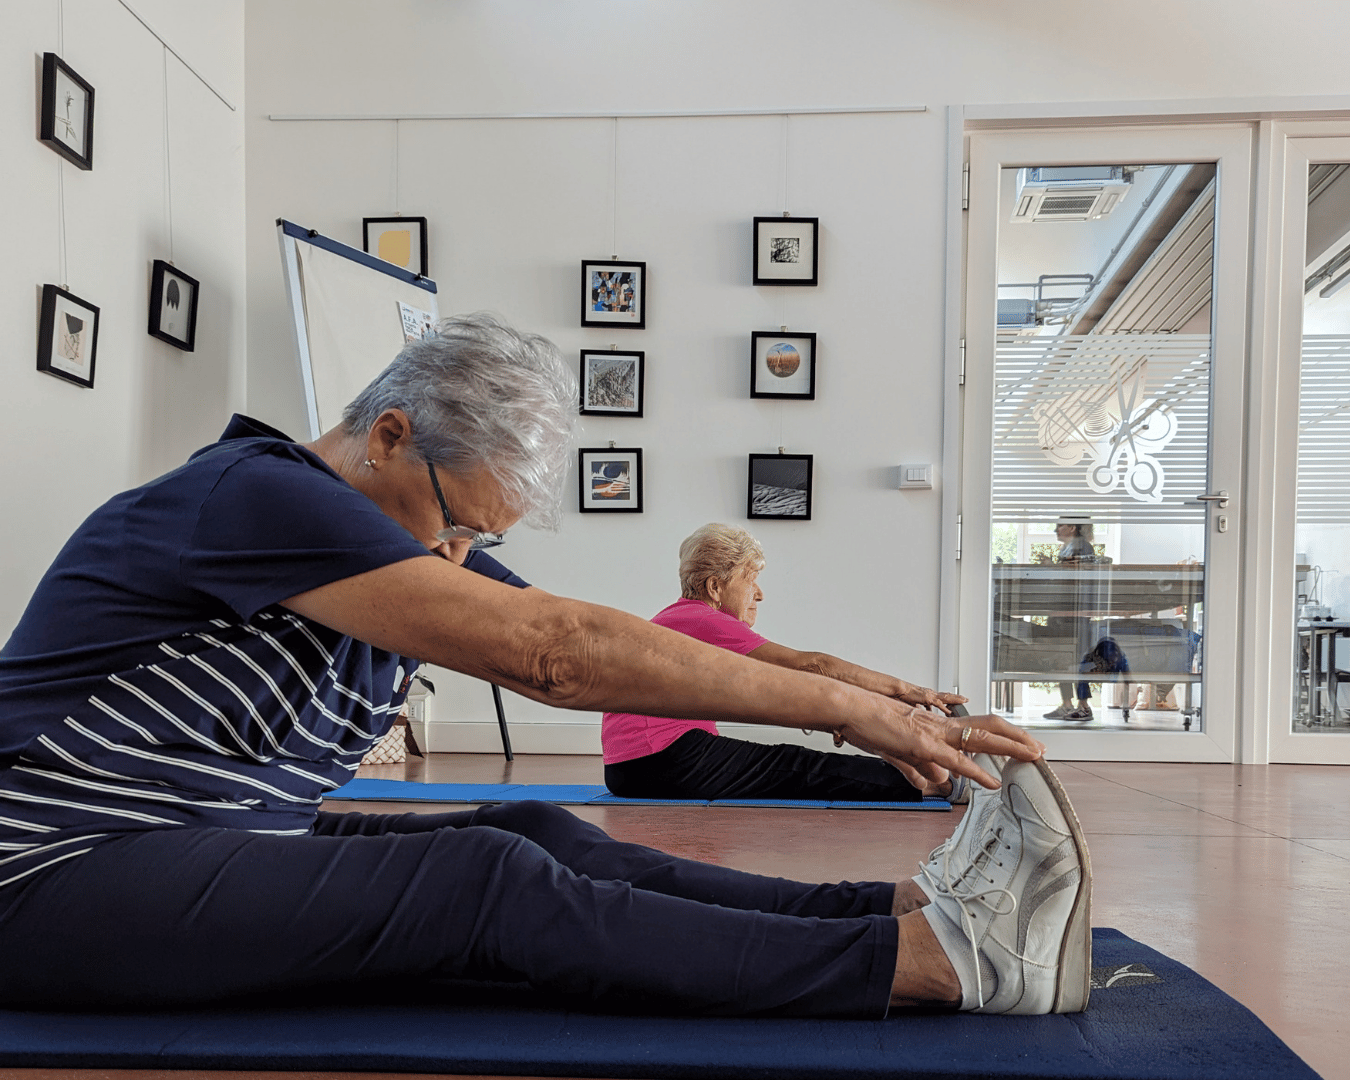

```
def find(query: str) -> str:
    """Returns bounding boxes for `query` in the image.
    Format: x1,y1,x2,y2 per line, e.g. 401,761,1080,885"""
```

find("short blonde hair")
678,523,765,600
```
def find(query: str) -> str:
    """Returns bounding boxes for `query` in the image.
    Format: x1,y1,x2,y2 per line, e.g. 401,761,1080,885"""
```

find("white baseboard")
425,721,602,755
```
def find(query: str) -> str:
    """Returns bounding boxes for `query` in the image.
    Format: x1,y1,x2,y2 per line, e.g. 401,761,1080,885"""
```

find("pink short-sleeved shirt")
601,598,768,764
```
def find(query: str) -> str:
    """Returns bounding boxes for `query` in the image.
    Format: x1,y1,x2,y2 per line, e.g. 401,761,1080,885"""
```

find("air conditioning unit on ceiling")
1010,166,1132,224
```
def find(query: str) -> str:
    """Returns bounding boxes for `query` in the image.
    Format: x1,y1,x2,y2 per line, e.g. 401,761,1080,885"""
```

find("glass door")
959,126,1252,762
1269,134,1350,765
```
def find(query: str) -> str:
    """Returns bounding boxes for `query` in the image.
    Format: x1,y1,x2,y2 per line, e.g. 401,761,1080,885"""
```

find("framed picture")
40,53,94,170
747,453,813,520
148,260,200,351
580,350,645,416
581,260,646,329
579,447,643,513
753,216,819,285
363,216,429,277
750,331,816,399
37,284,99,388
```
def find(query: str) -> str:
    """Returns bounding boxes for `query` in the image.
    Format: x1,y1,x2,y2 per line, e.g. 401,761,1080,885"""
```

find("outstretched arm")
747,641,966,713
282,555,1036,789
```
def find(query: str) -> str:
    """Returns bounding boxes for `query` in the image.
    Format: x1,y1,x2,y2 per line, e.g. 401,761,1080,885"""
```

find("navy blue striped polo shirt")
0,415,528,891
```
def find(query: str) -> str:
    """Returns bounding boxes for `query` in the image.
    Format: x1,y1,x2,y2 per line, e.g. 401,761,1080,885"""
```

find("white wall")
1,0,246,638
243,0,1350,751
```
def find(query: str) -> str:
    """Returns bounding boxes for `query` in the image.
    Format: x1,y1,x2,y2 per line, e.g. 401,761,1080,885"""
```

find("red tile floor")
6,754,1346,1080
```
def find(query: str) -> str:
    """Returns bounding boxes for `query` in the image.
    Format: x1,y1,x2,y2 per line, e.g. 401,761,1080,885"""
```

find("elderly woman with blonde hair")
603,523,971,802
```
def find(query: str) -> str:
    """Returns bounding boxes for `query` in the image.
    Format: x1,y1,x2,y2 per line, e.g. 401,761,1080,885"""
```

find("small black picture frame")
40,52,95,170
750,331,817,400
37,283,99,388
580,349,645,417
579,447,643,513
363,216,429,277
753,217,819,286
747,453,813,520
582,260,646,329
148,260,200,351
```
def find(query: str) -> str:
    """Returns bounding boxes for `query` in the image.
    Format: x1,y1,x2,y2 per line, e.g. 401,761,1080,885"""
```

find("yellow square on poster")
377,228,412,268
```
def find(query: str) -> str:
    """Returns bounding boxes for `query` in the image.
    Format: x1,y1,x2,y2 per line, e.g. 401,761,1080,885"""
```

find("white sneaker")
919,757,1092,1014
913,752,1006,903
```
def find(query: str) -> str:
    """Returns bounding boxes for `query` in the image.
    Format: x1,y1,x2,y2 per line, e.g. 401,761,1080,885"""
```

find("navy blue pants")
605,729,925,801
0,802,898,1017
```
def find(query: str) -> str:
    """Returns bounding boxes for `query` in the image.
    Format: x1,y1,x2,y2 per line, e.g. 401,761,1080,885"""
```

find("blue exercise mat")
0,930,1319,1078
323,778,952,810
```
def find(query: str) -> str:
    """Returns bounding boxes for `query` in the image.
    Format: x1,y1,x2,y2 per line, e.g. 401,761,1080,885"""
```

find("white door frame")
1263,124,1350,764
953,123,1253,763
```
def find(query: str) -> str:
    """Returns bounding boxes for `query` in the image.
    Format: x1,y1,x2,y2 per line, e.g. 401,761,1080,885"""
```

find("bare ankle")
891,879,931,916
890,911,961,1008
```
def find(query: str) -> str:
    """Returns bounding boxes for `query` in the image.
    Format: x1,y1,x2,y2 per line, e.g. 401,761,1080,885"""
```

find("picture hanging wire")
114,0,236,112
162,45,175,264
56,156,67,291
780,113,791,215
610,116,620,259
56,0,67,289
393,118,401,214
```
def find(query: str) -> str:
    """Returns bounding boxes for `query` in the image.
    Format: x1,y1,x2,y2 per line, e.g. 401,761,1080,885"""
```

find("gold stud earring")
364,459,377,468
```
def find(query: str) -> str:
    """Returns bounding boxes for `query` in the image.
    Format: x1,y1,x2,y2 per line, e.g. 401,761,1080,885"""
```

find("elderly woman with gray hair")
604,524,970,803
0,314,1091,1021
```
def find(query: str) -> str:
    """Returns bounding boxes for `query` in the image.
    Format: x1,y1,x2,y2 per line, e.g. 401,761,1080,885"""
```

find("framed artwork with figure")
579,447,643,513
39,52,95,170
148,260,200,351
750,331,816,399
37,284,100,388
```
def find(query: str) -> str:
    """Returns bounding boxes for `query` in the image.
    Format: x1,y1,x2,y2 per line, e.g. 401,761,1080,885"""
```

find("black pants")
0,801,897,1018
605,729,924,801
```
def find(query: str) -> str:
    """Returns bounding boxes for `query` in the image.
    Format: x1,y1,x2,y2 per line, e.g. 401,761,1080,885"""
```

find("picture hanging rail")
579,447,644,513
39,52,95,170
753,216,818,286
37,284,100,389
748,453,813,520
363,216,429,278
148,260,200,351
582,260,646,329
580,350,645,417
750,331,816,399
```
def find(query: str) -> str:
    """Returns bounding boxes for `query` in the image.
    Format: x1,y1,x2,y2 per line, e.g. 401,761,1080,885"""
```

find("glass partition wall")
1292,164,1350,734
990,163,1216,732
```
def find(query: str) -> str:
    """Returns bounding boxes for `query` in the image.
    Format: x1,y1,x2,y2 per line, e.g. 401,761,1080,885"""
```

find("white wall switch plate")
899,464,933,489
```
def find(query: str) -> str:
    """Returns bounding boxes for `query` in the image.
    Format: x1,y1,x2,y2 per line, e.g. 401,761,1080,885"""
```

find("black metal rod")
490,683,514,761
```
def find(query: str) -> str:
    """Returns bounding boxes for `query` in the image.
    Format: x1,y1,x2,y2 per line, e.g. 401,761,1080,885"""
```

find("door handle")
1196,490,1230,508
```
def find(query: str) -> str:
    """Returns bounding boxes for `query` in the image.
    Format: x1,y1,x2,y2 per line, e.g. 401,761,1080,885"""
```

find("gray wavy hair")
678,523,766,600
342,312,578,530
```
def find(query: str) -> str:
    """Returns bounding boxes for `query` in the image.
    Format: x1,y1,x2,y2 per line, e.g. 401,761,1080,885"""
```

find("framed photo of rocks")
580,349,644,416
747,453,813,520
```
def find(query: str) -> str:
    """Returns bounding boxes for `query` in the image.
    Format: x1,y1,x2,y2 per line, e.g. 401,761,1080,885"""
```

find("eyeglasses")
426,461,506,550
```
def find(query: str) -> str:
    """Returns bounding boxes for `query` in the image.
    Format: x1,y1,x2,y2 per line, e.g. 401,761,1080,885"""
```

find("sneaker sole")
1031,757,1093,1013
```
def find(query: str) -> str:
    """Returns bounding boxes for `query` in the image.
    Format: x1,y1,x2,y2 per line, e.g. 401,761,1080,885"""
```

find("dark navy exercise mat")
0,930,1320,1078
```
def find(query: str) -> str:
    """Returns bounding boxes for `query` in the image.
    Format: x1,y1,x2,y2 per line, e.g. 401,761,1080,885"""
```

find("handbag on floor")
361,712,423,765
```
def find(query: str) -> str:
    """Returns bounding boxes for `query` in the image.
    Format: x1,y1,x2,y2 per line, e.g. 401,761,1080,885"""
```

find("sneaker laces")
916,824,1018,1009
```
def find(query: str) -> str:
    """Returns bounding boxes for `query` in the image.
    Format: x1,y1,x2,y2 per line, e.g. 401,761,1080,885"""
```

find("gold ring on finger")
960,725,973,752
